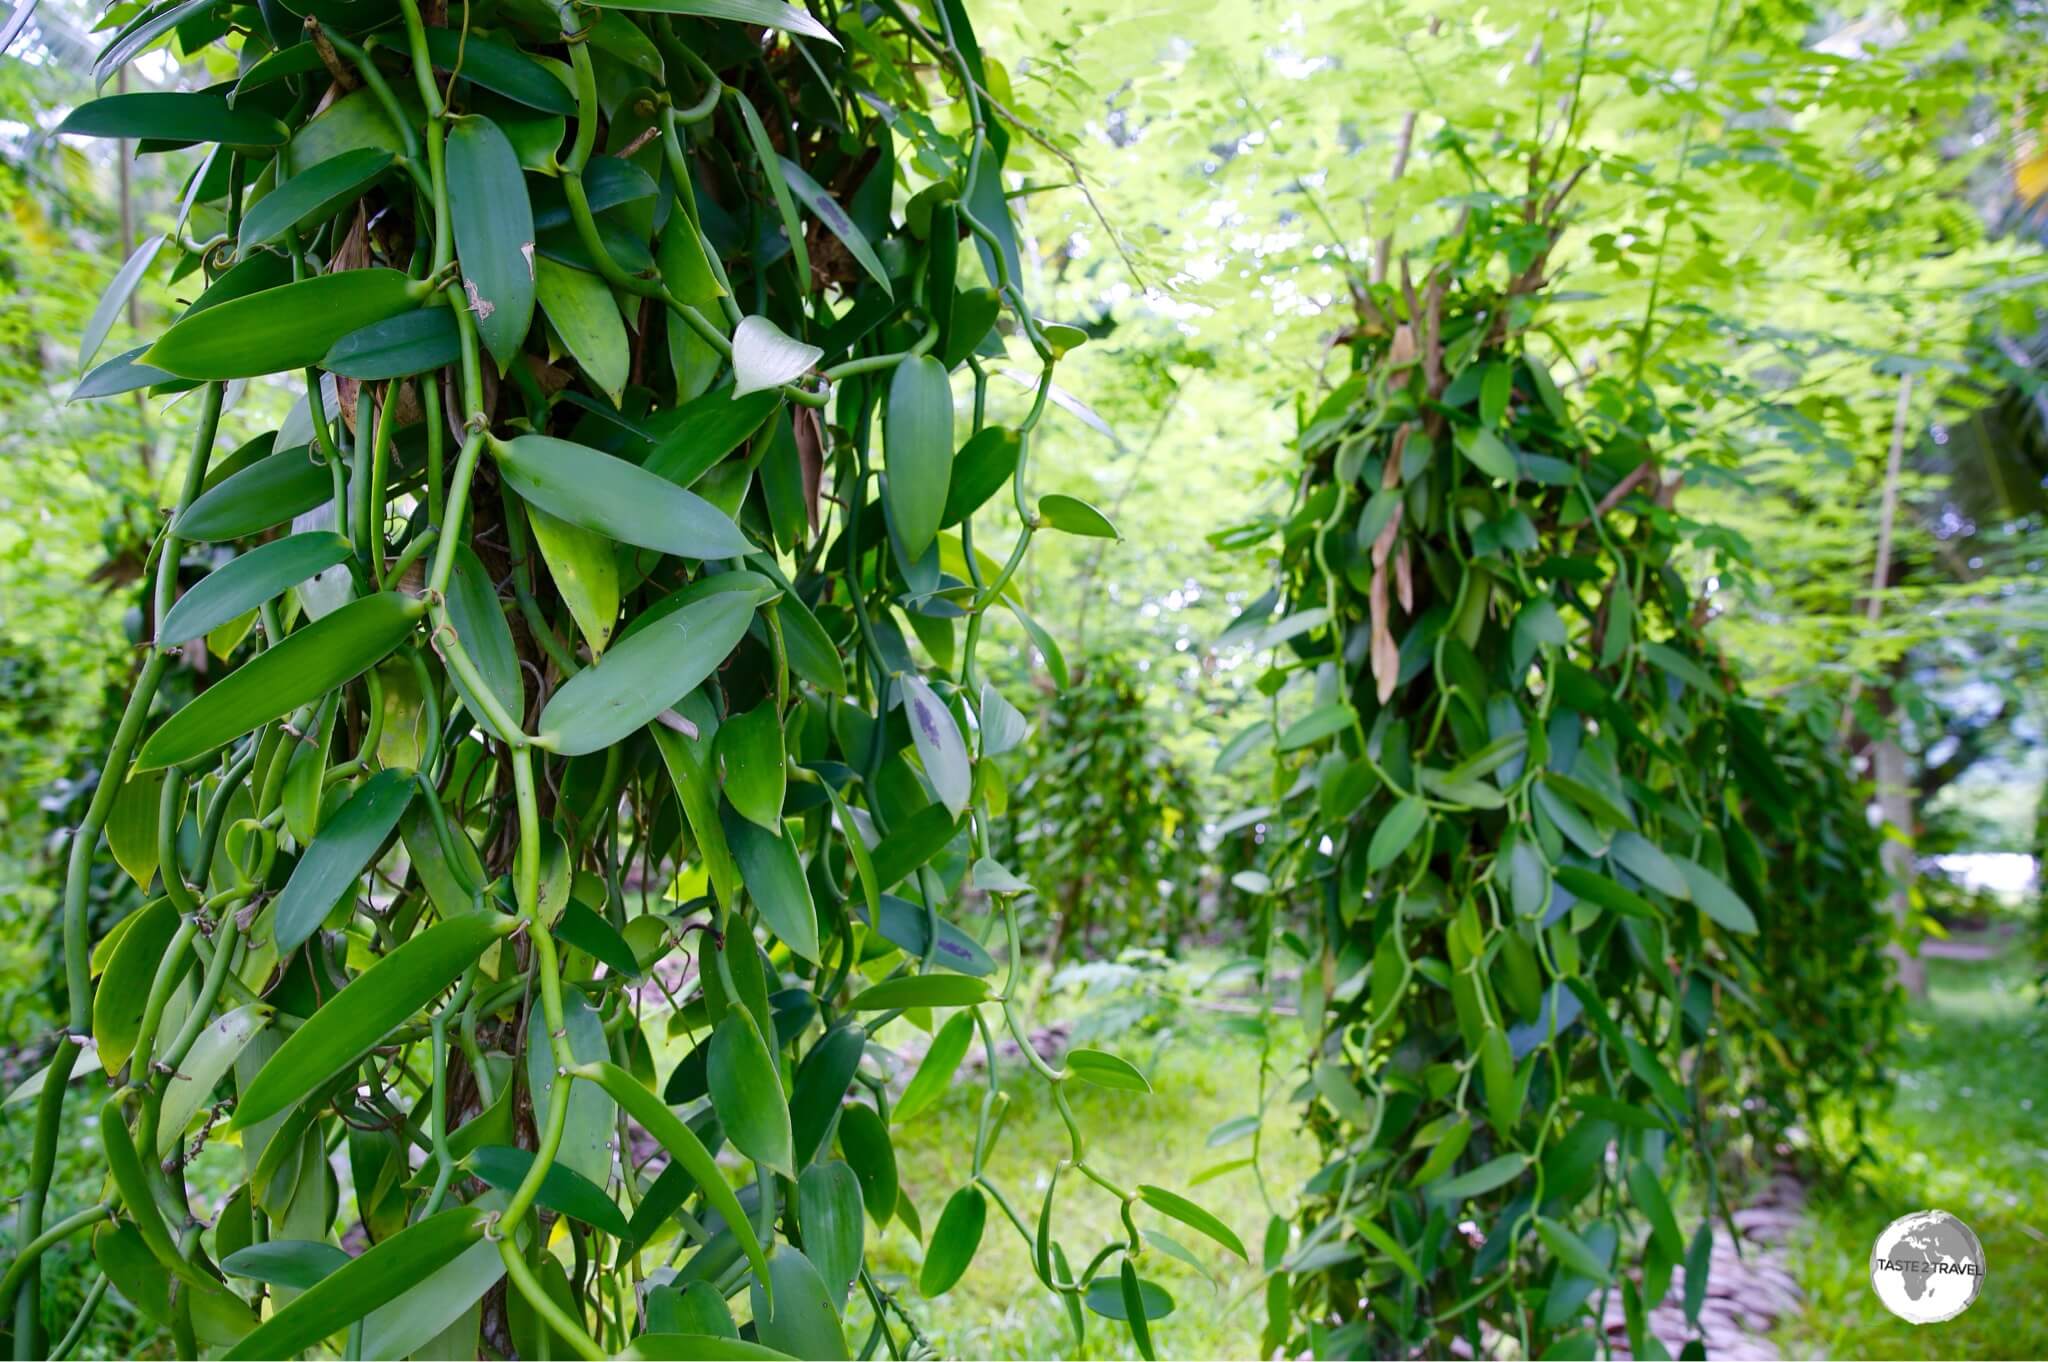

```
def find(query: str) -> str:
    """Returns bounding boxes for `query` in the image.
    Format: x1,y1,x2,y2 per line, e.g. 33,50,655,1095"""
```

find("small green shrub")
997,654,1206,960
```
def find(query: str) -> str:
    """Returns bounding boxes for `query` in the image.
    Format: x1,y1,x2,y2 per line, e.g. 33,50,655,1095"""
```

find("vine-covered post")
1214,162,1898,1356
19,1,1231,1357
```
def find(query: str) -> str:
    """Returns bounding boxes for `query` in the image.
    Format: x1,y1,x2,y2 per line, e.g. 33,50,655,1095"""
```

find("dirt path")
1918,921,2018,962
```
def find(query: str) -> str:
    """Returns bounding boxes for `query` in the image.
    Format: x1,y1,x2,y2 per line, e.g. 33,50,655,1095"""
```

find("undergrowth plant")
1725,698,1902,1168
7,1,1238,1357
1215,171,1896,1356
996,653,1206,961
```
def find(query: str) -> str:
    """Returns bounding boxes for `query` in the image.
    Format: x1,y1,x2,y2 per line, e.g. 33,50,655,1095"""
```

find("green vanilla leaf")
835,1102,898,1225
1454,425,1517,480
919,1185,986,1297
940,426,1020,528
716,700,787,830
796,1160,865,1308
221,1209,488,1361
527,505,620,655
1535,1215,1612,1283
443,545,523,738
731,91,809,294
146,269,424,379
574,1060,770,1294
1427,1152,1528,1202
643,1282,738,1338
92,897,180,1074
81,233,166,371
137,592,427,770
722,808,822,964
779,156,890,295
537,591,755,755
420,28,576,114
103,770,163,890
158,532,351,644
1137,1184,1248,1260
1119,1260,1160,1359
271,769,415,953
882,354,954,560
1083,1269,1176,1322
789,1024,866,1170
231,913,517,1129
708,1011,795,1178
1367,796,1428,872
492,433,753,560
1610,829,1691,899
847,974,989,1011
101,1095,232,1294
535,257,629,403
1037,493,1120,539
555,900,641,978
73,344,177,401
448,115,536,372
893,1009,973,1125
58,90,287,146
222,1240,352,1291
651,694,739,911
321,307,462,380
94,0,223,90
158,1003,272,1155
750,1246,850,1361
173,445,333,541
237,148,393,256
1673,855,1759,933
469,1145,631,1238
1626,1161,1686,1262
1065,1047,1154,1093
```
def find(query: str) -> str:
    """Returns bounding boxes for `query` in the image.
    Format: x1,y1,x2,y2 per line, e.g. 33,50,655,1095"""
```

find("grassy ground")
862,1013,1318,1361
1776,942,2047,1360
14,940,2036,1360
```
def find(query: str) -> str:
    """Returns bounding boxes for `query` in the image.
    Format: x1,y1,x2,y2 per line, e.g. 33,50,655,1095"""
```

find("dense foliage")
3,0,2042,1358
5,2,1249,1358
1727,699,1903,1165
996,653,1206,960
1216,182,1897,1356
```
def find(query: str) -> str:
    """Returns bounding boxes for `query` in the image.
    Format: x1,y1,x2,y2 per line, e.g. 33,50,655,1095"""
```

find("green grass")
862,1014,1318,1360
30,940,2032,1361
1777,943,2048,1360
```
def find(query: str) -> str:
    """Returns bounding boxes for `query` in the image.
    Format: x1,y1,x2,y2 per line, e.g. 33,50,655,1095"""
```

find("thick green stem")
15,379,222,1354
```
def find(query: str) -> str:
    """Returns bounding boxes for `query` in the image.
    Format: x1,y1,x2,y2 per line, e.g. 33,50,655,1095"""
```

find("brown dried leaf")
1369,562,1399,705
1388,324,1418,370
1371,497,1404,570
794,405,824,531
1384,424,1409,490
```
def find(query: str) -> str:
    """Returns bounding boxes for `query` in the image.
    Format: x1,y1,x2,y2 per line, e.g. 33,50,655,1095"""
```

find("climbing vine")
8,0,1232,1357
1215,173,1896,1356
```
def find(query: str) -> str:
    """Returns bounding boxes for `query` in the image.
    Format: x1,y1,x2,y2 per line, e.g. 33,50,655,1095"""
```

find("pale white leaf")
731,314,821,397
